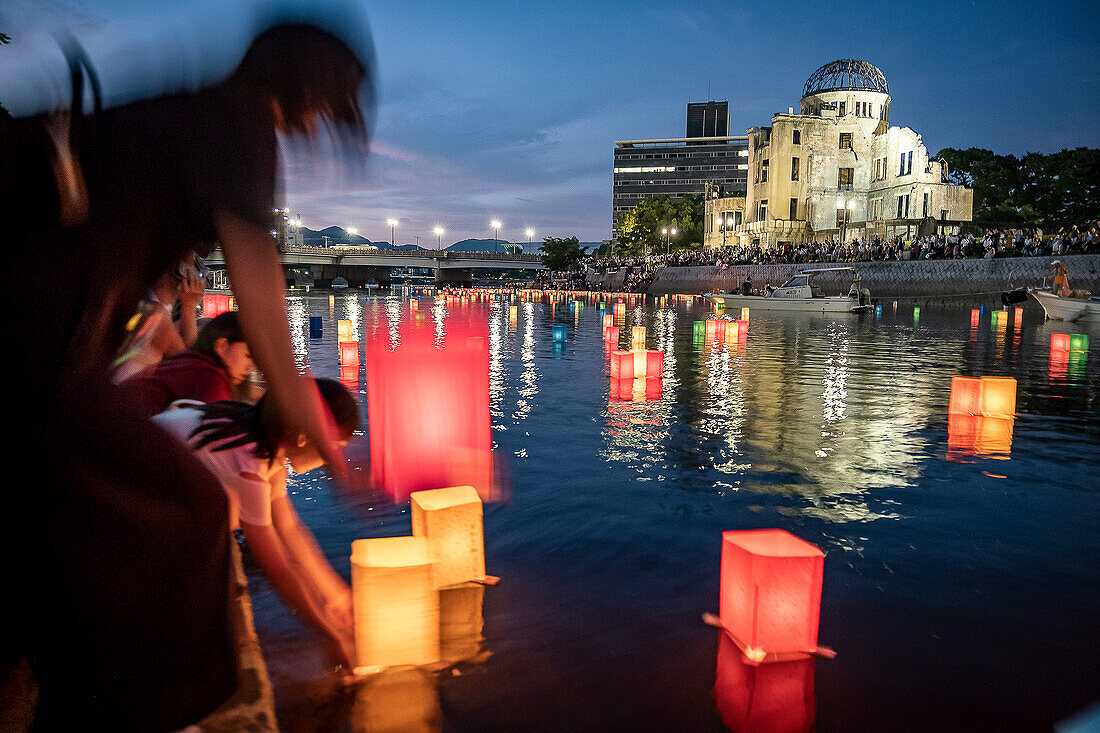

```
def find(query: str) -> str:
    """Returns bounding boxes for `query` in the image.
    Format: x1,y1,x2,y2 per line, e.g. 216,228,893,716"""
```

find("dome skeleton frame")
802,59,889,99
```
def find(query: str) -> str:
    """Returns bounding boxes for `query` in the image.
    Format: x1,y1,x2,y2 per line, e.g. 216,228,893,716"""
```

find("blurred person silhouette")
2,12,374,731
154,378,359,671
118,311,255,418
111,253,205,383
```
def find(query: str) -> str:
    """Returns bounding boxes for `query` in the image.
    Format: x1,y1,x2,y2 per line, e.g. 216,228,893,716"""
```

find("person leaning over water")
118,311,255,418
3,18,374,729
154,378,359,671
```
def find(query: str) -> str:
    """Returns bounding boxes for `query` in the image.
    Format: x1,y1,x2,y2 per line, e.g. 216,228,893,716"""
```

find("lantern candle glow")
410,486,485,588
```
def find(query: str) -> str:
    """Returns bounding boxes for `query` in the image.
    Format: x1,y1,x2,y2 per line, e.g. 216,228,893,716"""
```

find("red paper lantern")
609,350,634,379
719,529,824,662
339,341,360,366
1050,333,1071,352
970,309,980,328
713,320,727,341
706,319,719,339
714,634,816,733
948,376,982,415
645,350,664,378
339,363,359,392
366,324,492,503
603,326,619,343
726,320,748,343
203,293,231,318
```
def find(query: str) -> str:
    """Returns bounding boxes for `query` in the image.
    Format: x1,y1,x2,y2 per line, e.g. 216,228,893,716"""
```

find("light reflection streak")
341,294,362,342
286,296,309,373
512,301,538,424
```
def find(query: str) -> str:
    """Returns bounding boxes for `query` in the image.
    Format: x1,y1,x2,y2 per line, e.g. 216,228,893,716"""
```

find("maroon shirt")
119,351,233,418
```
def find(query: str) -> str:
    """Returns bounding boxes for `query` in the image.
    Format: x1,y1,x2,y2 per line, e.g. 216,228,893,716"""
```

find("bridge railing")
278,244,543,262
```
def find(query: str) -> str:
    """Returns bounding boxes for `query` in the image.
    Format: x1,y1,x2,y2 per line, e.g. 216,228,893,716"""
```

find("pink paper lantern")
645,350,664,378
609,350,634,379
719,529,824,661
604,326,619,343
366,325,492,503
948,376,982,415
733,320,748,342
339,341,360,366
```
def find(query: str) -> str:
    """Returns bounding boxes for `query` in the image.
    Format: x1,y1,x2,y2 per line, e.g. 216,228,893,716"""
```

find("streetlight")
662,227,677,254
387,218,398,247
525,228,534,251
491,219,502,253
433,225,444,249
347,226,358,237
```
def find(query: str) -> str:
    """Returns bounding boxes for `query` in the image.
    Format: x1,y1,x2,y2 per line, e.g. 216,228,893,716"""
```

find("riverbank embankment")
589,254,1100,303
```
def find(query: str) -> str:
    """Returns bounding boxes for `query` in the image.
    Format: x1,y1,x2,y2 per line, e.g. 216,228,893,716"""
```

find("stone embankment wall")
642,254,1100,301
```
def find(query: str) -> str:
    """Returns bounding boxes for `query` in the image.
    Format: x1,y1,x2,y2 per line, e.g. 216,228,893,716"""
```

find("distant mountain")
301,226,390,248
446,238,509,252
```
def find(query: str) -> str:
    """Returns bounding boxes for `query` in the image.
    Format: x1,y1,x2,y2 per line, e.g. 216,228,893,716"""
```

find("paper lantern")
731,320,749,343
740,307,750,321
706,320,719,339
645,350,664,378
913,307,920,322
338,319,354,342
603,314,613,329
603,326,619,343
366,325,492,503
632,326,646,345
948,376,982,415
631,349,647,377
715,320,728,341
970,309,980,328
693,321,706,341
1070,334,1090,353
1014,306,1023,320
339,341,360,366
719,529,824,661
509,305,518,320
978,376,1016,418
609,350,635,379
553,324,567,342
339,363,359,392
440,583,485,664
410,486,485,588
309,316,323,339
714,635,816,733
976,416,1014,455
409,299,418,312
351,536,440,674
202,293,231,318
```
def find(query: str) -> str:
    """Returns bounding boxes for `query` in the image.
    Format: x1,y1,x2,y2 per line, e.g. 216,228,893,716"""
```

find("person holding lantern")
2,10,375,729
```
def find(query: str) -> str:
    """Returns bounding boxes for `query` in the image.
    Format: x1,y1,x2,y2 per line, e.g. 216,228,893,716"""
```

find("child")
154,378,359,670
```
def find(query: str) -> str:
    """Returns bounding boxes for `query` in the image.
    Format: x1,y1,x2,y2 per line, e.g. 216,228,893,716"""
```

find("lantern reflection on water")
719,530,825,662
609,376,662,402
351,661,441,732
603,326,619,344
603,314,614,329
440,582,485,665
410,486,485,588
339,363,359,392
351,537,440,674
714,634,815,733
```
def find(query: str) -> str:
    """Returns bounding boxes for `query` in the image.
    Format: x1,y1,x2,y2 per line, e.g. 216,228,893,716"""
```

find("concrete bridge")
206,244,545,287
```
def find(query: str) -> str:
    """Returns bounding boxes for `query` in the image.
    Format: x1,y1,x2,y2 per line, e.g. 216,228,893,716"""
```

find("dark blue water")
252,292,1099,732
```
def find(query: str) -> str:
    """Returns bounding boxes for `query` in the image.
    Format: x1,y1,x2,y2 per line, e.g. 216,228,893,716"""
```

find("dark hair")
191,312,246,364
189,377,359,462
227,24,372,138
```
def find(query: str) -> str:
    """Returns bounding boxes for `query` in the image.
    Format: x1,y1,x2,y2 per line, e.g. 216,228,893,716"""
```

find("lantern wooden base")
703,613,835,665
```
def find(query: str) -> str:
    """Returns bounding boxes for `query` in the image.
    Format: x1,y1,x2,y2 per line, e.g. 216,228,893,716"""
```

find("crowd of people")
536,222,1099,292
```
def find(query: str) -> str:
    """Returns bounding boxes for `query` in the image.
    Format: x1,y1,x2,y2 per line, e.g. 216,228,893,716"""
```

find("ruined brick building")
704,59,973,249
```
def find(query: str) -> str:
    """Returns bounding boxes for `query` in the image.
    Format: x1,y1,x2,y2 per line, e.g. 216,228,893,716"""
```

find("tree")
540,236,587,271
615,195,703,256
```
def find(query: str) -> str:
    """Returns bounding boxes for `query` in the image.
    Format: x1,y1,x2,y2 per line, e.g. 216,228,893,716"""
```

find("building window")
836,208,846,227
839,132,852,149
899,153,906,177
897,194,910,218
838,167,854,190
838,101,846,116
790,198,798,220
941,209,949,221
758,200,768,221
872,199,882,220
761,159,769,183
735,211,743,227
907,151,913,176
791,157,800,181
793,129,801,145
923,192,930,217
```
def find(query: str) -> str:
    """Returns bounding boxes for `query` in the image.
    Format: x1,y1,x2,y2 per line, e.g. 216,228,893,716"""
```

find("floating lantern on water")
714,634,816,733
875,304,883,318
913,307,920,323
632,326,646,347
553,324,567,342
1050,333,1071,352
706,319,720,340
351,536,440,674
202,293,231,318
1070,334,1090,353
948,375,1016,418
603,325,619,344
971,309,980,328
730,320,748,343
693,321,706,341
309,316,323,339
948,376,983,416
740,307,750,321
366,327,492,503
338,319,354,342
410,486,486,588
440,583,485,664
609,350,635,379
603,314,614,329
717,529,827,663
339,341,360,366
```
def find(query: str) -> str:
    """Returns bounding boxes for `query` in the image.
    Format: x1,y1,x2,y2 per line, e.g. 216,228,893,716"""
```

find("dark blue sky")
3,0,1097,244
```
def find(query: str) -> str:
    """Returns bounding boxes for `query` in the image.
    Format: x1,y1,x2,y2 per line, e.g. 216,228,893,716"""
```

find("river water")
247,292,1099,732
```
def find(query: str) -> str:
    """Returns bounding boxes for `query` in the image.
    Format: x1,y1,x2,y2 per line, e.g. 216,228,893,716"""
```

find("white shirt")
153,407,287,527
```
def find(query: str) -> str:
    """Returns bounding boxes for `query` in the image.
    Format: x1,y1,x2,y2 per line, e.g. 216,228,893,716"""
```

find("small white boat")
705,268,871,313
1029,288,1100,322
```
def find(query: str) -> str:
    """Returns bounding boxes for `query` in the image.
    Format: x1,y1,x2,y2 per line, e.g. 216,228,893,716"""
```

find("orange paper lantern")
714,634,815,733
631,326,646,345
740,307,750,321
948,376,982,415
338,319,354,342
706,319,719,339
731,320,749,343
719,529,824,662
978,377,1017,419
603,314,613,329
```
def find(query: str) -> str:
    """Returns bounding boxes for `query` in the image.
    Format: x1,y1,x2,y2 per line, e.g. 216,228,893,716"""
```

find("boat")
1029,288,1100,322
704,267,871,313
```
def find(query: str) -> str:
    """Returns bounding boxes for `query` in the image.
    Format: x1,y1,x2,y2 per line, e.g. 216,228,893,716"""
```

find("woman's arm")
240,520,355,669
271,494,352,629
216,212,349,482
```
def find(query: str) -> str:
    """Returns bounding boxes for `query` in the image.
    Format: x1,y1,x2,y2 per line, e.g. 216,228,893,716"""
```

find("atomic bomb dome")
802,59,889,99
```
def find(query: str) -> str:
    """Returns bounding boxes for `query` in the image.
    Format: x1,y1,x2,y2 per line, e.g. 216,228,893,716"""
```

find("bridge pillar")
434,267,473,286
